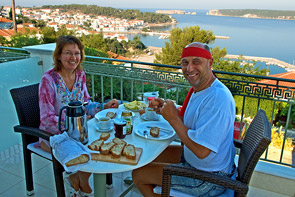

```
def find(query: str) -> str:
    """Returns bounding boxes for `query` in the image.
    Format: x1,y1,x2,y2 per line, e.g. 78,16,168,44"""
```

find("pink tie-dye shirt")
39,68,101,138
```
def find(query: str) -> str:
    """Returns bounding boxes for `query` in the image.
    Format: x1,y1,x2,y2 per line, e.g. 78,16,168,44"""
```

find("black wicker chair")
161,109,271,197
10,83,65,196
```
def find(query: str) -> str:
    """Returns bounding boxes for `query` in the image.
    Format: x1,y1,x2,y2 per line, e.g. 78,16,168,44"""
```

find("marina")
225,54,295,71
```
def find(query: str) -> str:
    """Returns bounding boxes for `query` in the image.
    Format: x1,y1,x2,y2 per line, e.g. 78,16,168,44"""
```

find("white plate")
134,121,175,140
95,108,122,120
95,124,114,132
141,113,160,121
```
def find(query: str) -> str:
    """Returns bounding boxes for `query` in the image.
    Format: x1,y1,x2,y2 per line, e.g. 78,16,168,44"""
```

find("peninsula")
156,10,197,15
207,9,295,20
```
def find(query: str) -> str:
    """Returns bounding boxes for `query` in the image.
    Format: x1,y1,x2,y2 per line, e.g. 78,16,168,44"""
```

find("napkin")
50,132,91,172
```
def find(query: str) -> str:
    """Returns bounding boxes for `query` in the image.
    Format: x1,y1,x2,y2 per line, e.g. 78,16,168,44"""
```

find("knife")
146,126,172,132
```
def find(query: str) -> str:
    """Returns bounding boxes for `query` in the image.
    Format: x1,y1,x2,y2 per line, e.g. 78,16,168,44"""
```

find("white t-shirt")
183,79,235,173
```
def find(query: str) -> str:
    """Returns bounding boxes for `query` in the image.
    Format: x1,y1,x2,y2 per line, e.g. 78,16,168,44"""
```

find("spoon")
143,130,148,139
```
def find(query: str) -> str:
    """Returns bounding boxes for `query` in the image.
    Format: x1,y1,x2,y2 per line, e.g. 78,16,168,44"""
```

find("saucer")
141,113,160,121
95,124,114,132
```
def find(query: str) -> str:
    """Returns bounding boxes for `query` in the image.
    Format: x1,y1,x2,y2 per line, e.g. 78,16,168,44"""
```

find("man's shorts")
170,159,234,196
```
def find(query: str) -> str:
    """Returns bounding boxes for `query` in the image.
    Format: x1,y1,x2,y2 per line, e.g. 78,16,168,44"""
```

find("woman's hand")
104,99,119,109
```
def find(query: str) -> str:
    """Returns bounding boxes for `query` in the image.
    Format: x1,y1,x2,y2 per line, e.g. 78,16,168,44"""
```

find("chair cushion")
27,142,52,160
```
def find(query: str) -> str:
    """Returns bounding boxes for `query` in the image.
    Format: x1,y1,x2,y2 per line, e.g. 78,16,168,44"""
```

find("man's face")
181,56,213,91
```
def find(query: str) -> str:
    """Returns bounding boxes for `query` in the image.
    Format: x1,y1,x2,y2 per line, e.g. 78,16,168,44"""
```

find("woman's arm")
39,76,61,134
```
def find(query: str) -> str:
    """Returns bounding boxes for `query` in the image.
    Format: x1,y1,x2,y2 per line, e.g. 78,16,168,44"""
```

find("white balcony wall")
0,57,42,151
0,43,56,151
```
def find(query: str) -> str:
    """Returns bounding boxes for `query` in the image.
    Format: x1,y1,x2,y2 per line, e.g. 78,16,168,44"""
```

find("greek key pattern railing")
83,61,188,85
220,78,295,102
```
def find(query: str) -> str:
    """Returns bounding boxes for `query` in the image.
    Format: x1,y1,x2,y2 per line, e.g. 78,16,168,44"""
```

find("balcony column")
23,43,56,74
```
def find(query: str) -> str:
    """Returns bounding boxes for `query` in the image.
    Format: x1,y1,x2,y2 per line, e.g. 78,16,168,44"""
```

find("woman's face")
59,43,81,72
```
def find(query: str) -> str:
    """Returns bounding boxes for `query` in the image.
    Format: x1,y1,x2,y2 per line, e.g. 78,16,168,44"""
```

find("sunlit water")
125,9,295,74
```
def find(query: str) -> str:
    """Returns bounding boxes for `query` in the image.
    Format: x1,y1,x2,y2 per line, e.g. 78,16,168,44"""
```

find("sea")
124,9,295,75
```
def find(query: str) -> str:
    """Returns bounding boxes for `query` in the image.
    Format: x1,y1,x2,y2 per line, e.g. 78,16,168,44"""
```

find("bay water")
126,9,295,74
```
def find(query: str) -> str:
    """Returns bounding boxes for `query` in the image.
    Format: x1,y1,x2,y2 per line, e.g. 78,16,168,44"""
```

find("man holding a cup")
132,42,236,196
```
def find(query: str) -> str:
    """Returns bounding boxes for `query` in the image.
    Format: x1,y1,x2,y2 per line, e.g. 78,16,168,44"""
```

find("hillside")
208,9,295,20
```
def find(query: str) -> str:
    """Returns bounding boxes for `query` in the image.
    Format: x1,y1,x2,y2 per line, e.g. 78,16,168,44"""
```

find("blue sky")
1,0,295,10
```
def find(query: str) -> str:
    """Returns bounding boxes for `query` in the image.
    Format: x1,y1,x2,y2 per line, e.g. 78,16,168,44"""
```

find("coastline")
134,46,295,72
147,22,177,27
207,10,295,21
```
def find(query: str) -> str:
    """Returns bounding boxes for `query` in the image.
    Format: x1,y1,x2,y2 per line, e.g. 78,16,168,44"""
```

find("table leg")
93,173,106,197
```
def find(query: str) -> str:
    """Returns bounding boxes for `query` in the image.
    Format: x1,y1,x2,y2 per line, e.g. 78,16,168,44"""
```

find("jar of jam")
147,97,155,107
114,119,126,139
122,110,133,135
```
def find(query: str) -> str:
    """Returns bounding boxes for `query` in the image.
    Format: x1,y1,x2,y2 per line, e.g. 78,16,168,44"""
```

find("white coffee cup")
145,108,157,120
97,117,114,130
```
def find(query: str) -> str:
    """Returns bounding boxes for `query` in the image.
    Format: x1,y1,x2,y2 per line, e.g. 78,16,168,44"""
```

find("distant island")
207,9,295,20
156,10,197,15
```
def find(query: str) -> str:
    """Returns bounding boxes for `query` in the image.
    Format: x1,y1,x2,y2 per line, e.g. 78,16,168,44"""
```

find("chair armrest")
14,125,52,141
162,164,248,195
234,139,242,149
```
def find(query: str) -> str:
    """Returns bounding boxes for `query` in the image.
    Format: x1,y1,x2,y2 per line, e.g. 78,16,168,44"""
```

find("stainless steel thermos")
58,101,88,144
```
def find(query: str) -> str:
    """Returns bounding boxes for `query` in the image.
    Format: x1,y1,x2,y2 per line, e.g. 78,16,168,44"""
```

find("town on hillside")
0,6,154,42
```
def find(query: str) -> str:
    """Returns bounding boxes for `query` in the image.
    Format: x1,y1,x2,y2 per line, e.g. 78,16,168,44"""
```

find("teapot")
58,101,88,144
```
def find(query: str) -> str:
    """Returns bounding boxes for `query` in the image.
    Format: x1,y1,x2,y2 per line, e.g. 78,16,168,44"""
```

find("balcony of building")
0,44,294,196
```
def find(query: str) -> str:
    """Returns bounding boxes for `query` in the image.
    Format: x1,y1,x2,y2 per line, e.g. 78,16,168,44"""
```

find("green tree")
7,35,40,47
128,36,146,50
84,47,108,57
154,26,215,67
41,26,57,43
0,35,6,46
80,33,107,52
35,20,46,28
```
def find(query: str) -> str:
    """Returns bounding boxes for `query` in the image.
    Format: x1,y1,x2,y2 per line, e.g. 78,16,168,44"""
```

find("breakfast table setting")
52,95,178,197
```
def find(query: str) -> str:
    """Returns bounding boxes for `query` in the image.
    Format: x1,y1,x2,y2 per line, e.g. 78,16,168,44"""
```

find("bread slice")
150,127,160,137
112,137,127,145
65,154,89,167
99,133,110,141
110,143,126,158
100,142,115,155
123,144,136,160
88,139,104,151
106,112,116,119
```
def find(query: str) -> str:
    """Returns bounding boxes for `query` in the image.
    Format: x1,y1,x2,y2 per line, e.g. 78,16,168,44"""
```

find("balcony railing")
0,46,30,63
1,46,295,168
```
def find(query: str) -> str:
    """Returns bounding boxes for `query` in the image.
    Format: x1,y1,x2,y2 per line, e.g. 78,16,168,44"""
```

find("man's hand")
160,99,178,122
150,98,165,114
104,99,119,109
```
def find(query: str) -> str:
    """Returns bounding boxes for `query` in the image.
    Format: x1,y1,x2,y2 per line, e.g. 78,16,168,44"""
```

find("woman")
38,35,118,196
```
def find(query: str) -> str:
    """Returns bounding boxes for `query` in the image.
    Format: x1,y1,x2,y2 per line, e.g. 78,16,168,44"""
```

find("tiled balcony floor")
0,143,288,197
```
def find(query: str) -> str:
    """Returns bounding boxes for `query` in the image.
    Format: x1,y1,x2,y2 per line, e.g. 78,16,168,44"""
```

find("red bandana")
181,47,212,59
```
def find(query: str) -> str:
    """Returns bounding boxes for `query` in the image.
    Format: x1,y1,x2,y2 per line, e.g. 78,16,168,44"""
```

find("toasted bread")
65,154,89,167
99,133,110,141
106,111,116,119
100,142,115,155
112,137,127,145
88,139,104,151
150,127,159,137
123,144,136,160
110,143,125,158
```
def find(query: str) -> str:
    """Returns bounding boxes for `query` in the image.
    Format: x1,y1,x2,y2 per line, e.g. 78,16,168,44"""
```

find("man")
132,42,236,196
